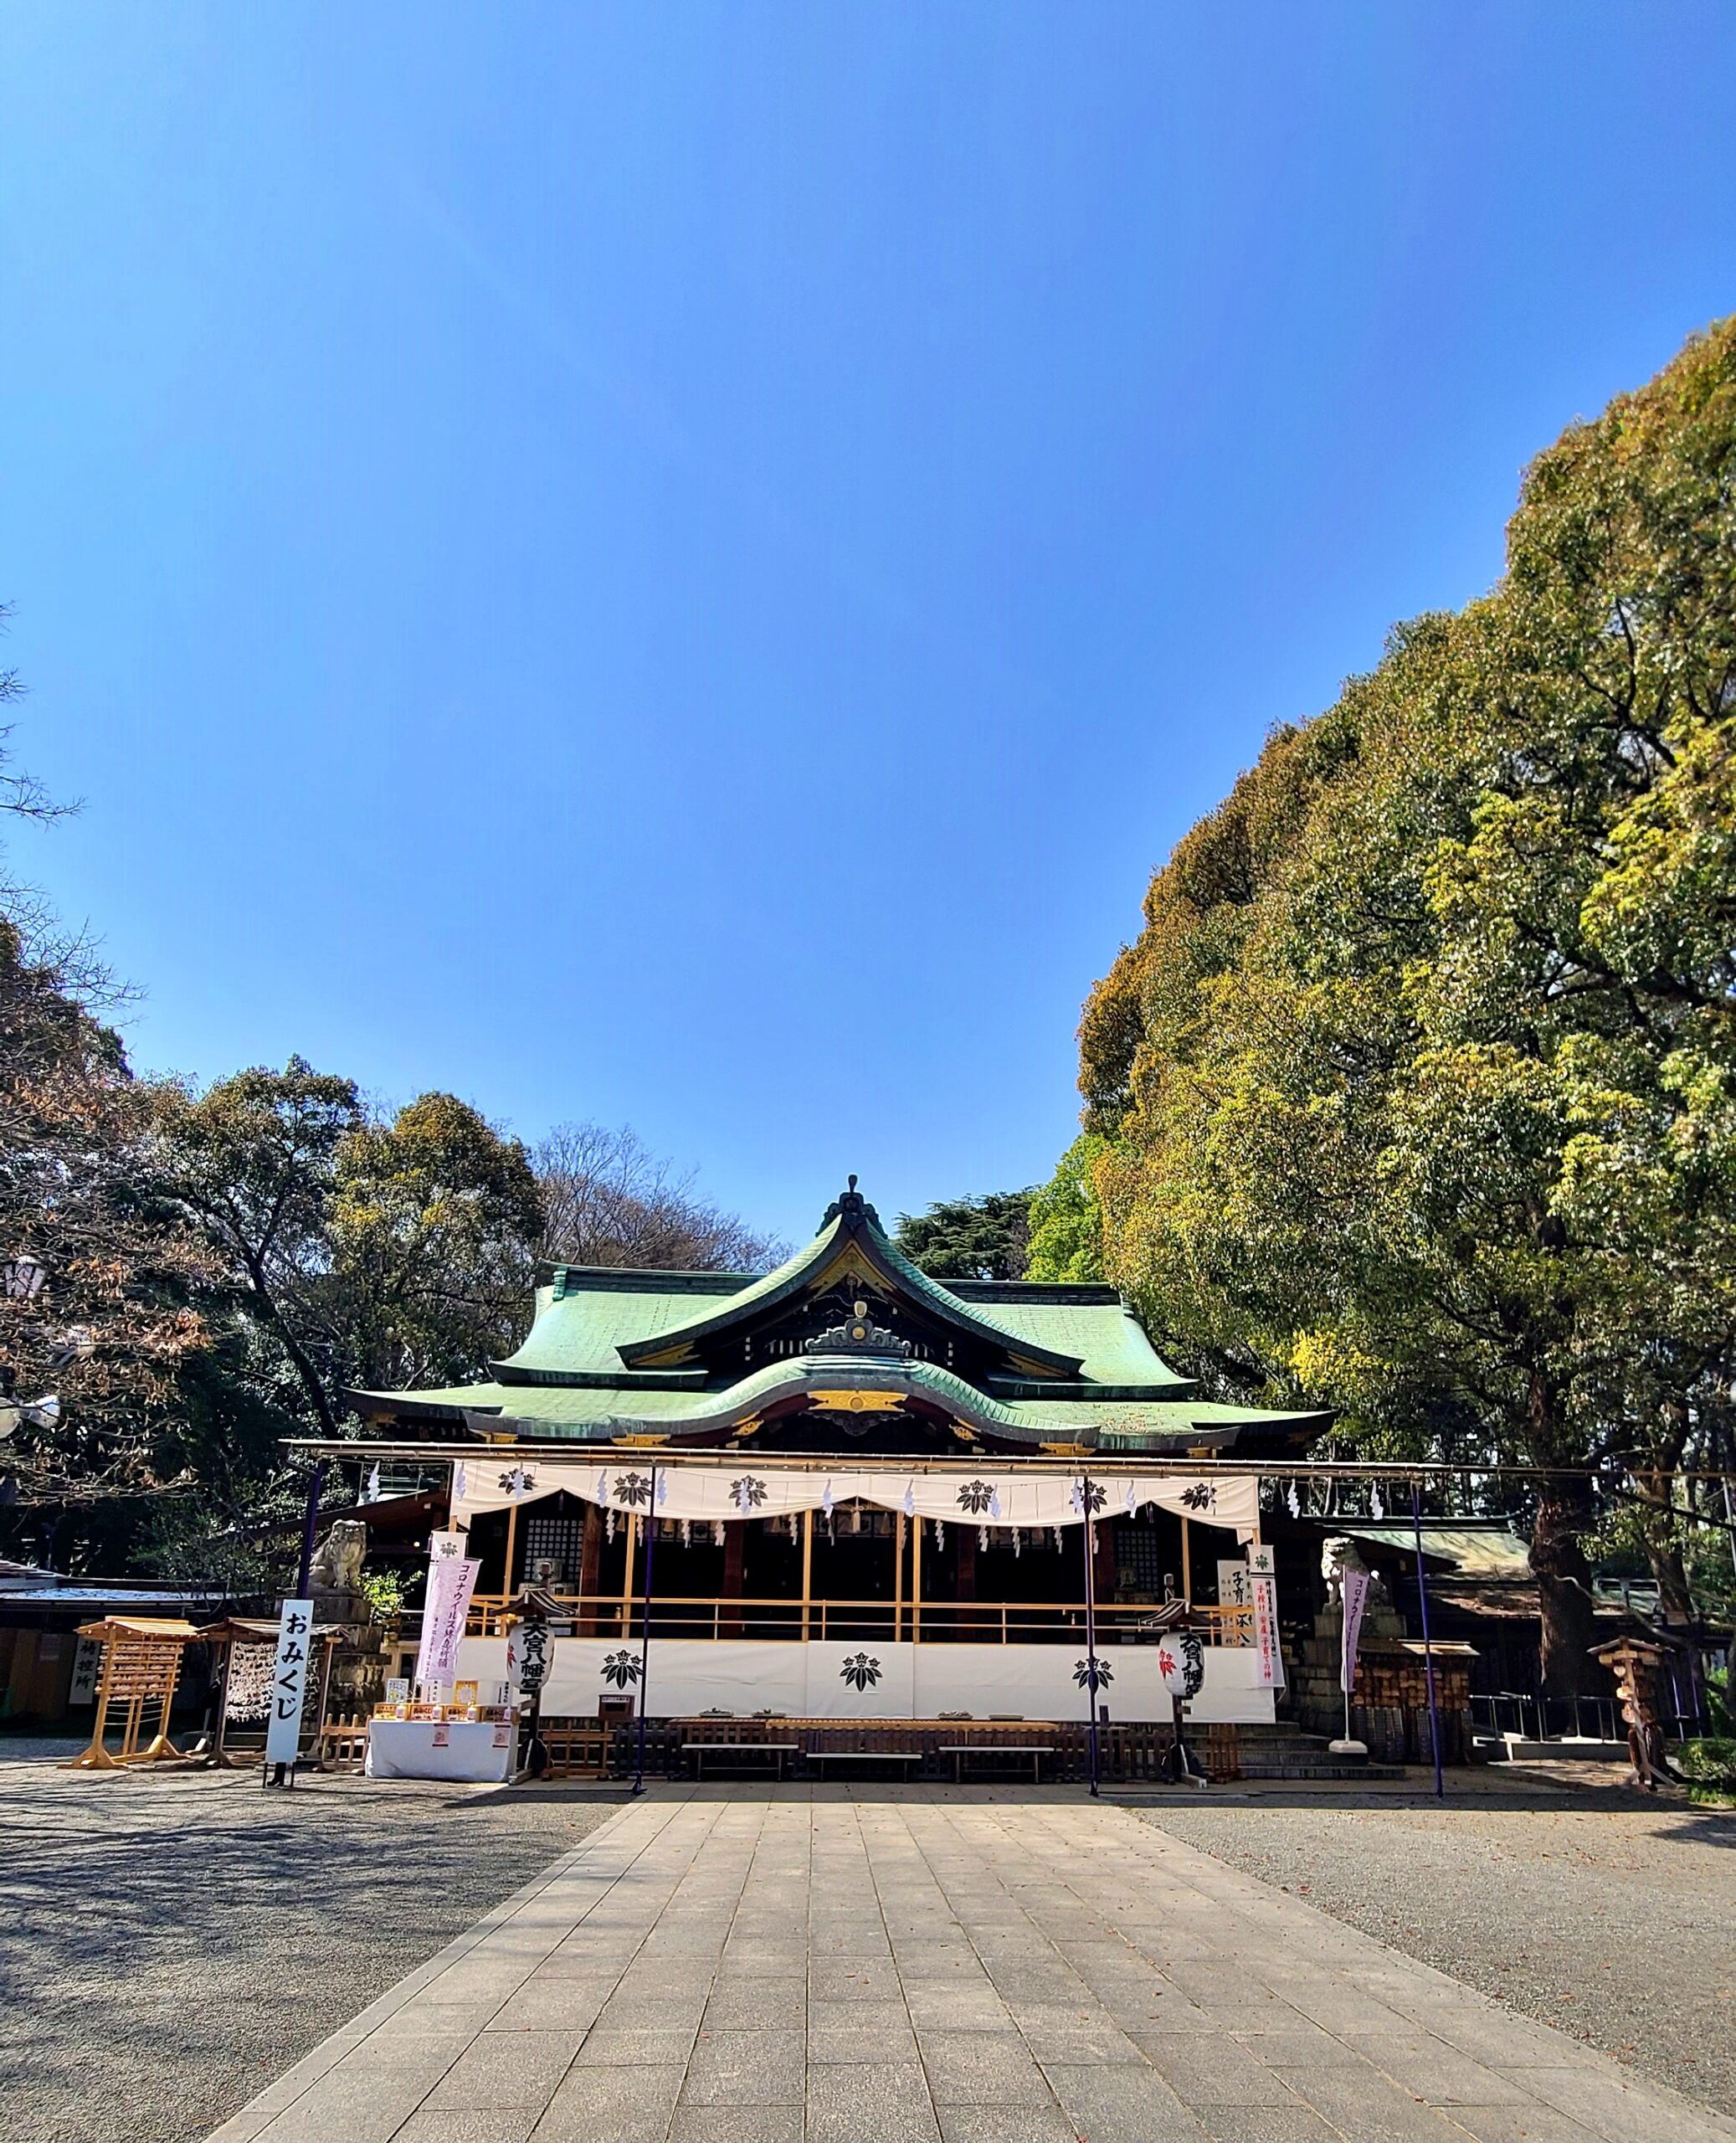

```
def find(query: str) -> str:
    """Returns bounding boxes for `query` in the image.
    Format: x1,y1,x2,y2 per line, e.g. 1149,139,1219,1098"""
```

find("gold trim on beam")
610,1433,670,1447
809,1389,903,1413
1039,1440,1091,1457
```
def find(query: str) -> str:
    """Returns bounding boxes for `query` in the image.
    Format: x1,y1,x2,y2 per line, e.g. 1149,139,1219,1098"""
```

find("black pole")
631,1468,658,1796
294,1458,328,1601
1410,1479,1445,1801
1081,1473,1101,1798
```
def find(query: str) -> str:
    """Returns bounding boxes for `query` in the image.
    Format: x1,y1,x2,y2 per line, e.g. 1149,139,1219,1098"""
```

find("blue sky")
3,6,1733,1248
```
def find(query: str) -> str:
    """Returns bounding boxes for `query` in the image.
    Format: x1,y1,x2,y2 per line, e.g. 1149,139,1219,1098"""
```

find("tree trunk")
1529,1491,1601,1696
1631,1467,1695,1625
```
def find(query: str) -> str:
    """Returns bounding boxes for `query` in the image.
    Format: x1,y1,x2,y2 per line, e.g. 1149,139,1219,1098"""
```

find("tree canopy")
1070,316,1736,1688
894,1190,1034,1281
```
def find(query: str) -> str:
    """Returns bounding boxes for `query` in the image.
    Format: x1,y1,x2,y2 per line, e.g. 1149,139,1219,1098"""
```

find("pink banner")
418,1555,480,1685
1339,1565,1370,1695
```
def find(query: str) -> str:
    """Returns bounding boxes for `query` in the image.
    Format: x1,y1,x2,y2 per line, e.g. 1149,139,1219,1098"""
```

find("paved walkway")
208,1787,1736,2143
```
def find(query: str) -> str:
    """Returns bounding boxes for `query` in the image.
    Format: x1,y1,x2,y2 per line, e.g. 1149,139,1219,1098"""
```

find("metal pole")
1081,1473,1101,1798
294,1458,328,1599
631,1467,658,1796
1724,1472,1736,1587
1411,1479,1445,1801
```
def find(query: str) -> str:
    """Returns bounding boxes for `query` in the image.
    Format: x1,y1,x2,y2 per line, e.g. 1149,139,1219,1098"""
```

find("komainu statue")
311,1519,367,1594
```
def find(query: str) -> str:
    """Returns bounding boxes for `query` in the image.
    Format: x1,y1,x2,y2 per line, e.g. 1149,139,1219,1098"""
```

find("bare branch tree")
535,1123,787,1273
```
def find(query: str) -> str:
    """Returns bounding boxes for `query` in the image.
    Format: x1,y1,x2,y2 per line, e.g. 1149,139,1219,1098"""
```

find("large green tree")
141,1066,544,1581
1077,318,1736,1690
895,1190,1034,1281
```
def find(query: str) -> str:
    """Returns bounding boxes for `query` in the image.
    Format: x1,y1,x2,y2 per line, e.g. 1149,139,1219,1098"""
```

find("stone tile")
1502,2065,1736,2143
805,2061,942,2143
424,2032,579,2111
245,2068,433,2143
1192,2112,1348,2143
571,2023,700,2067
1016,2018,1147,2067
668,2110,804,2143
936,2111,1082,2143
902,1981,1017,2032
701,1977,805,2030
809,1998,920,2063
1278,2066,1488,2141
1448,2111,1607,2143
205,2115,275,2143
487,1976,618,2034
614,1959,719,2001
395,2113,539,2143
1044,2063,1215,2143
1137,2034,1298,2107
1233,2027,1368,2068
1341,2029,1534,2107
336,2033,470,2089
811,1958,905,2002
919,2029,1055,2108
680,2027,805,2105
531,2059,686,2143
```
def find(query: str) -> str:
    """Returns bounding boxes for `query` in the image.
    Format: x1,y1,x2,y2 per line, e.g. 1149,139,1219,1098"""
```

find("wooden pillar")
912,1515,923,1644
1179,1513,1192,1609
620,1513,637,1637
800,1508,814,1642
502,1499,521,1628
893,1512,905,1644
578,1503,603,1636
722,1520,745,1637
956,1524,977,1642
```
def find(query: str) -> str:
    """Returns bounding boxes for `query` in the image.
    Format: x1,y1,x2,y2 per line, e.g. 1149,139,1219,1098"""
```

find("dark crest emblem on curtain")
840,1652,881,1692
1179,1483,1216,1513
956,1480,996,1514
613,1471,653,1508
601,1650,642,1688
1073,1657,1115,1689
731,1475,768,1512
1073,1478,1107,1515
497,1466,537,1495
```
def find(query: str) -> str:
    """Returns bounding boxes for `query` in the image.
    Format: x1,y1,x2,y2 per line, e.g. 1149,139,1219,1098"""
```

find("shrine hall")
337,1180,1322,1728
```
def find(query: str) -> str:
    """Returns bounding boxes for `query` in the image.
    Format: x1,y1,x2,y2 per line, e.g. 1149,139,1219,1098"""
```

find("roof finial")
821,1174,881,1231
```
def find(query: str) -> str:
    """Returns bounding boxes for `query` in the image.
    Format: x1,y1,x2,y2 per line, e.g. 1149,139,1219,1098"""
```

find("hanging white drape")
450,1457,1258,1541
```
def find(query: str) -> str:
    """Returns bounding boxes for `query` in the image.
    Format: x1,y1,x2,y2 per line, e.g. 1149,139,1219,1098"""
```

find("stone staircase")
1235,1721,1408,1781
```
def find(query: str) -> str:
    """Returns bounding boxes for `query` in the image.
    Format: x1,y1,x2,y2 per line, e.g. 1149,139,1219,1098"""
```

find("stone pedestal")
1293,1601,1476,1765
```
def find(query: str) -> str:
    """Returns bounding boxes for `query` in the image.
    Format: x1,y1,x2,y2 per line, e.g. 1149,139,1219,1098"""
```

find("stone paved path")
208,1787,1736,2143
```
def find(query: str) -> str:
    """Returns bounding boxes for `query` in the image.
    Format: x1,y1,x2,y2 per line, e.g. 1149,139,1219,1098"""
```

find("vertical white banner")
419,1555,480,1684
1340,1565,1371,1695
265,1600,315,1765
1251,1575,1283,1688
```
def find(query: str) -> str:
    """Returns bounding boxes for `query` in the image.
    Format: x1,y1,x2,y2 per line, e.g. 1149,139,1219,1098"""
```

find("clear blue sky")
3,7,1733,1248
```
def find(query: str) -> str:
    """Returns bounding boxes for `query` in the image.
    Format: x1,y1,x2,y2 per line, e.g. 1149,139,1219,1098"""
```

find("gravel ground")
1139,1788,1736,2115
0,1747,621,2143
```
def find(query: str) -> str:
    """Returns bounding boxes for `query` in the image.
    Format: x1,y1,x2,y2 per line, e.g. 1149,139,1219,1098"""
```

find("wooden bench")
682,1741,801,1781
939,1743,1053,1784
804,1749,923,1777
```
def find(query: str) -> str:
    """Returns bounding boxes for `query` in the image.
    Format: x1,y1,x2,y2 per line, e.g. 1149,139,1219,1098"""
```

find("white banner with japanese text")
265,1600,315,1765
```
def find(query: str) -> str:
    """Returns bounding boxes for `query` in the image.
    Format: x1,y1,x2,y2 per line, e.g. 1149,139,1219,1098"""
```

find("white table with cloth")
364,1718,516,1783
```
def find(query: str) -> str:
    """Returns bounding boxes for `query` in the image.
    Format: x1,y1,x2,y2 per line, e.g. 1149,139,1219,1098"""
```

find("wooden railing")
462,1592,1253,1647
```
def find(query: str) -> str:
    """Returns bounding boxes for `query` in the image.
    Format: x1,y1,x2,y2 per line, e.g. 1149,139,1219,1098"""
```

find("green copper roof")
349,1359,1326,1454
612,1194,1083,1377
346,1179,1329,1456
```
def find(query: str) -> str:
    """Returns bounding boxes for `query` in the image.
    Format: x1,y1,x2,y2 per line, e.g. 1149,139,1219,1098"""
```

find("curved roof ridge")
614,1187,1083,1376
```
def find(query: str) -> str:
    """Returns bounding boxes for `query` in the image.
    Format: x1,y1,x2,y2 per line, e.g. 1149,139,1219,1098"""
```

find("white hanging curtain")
451,1457,1260,1541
